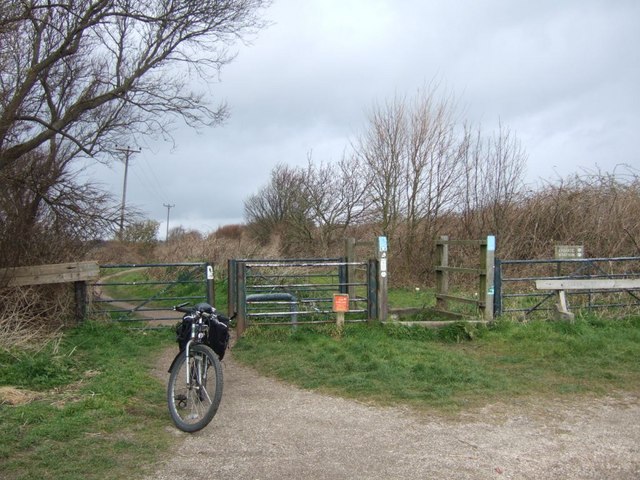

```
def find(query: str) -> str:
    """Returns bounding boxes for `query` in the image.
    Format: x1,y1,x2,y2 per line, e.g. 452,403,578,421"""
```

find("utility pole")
163,203,175,241
116,145,141,239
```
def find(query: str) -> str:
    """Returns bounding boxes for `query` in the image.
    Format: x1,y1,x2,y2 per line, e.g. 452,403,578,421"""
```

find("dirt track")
146,345,640,480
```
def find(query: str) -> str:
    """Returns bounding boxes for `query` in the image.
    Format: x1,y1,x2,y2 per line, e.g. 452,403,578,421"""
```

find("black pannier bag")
175,316,192,351
206,313,230,360
175,303,230,360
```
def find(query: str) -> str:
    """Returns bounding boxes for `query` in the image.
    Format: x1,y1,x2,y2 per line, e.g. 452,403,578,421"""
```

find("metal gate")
228,258,379,335
494,256,640,317
92,262,215,324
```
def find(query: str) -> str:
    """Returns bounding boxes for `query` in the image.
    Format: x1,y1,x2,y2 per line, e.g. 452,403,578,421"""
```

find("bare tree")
244,164,313,254
0,0,269,171
352,86,466,280
459,121,527,242
0,147,119,268
402,87,464,272
302,153,372,254
354,95,406,239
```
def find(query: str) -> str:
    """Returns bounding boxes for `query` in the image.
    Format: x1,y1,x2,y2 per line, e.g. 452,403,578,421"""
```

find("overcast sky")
88,0,640,235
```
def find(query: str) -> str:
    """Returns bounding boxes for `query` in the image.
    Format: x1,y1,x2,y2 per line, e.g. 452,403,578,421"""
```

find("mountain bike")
167,302,229,432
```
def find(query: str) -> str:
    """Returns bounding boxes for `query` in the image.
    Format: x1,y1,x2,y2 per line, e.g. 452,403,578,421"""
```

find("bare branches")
0,0,269,170
459,120,527,240
0,146,121,270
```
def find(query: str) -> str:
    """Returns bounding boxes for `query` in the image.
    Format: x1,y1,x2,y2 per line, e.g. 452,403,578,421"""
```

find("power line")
116,145,141,238
139,150,170,204
163,203,175,241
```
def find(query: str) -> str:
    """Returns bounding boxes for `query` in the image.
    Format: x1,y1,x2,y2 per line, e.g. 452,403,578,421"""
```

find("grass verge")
0,321,174,480
233,316,640,411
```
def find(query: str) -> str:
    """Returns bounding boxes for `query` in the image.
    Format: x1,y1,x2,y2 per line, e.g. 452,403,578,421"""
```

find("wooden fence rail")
0,261,100,322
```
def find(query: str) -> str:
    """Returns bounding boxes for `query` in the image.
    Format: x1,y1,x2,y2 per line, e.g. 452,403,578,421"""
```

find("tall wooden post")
376,236,388,322
479,235,495,321
344,237,356,300
436,236,449,311
236,262,247,337
367,259,378,321
74,281,88,323
205,263,215,306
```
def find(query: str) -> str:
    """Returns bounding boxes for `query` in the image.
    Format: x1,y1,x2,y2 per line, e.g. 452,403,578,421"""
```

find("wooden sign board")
332,294,350,313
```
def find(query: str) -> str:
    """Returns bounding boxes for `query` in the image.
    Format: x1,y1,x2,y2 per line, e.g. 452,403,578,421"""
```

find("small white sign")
555,245,584,259
206,265,214,280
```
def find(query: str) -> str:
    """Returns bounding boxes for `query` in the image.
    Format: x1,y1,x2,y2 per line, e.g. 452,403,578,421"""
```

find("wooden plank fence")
0,261,100,322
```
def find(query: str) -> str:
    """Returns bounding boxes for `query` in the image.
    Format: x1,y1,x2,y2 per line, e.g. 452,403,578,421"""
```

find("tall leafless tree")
459,121,527,242
302,153,372,254
354,95,406,239
0,0,269,271
0,0,269,170
353,86,466,279
244,163,313,254
402,88,464,270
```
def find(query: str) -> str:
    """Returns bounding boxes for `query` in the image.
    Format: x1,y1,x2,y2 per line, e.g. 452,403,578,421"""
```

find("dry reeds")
0,286,73,351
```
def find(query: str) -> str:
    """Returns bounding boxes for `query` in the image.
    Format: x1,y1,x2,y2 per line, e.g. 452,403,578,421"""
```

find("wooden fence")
435,235,495,320
0,261,99,322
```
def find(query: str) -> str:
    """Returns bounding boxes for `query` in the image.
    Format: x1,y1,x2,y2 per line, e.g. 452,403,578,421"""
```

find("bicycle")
167,302,229,432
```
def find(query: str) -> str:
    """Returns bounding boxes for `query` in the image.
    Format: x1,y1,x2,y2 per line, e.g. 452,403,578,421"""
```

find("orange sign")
332,294,350,312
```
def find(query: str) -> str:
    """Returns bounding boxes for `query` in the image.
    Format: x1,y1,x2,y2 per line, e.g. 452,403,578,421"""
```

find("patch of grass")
233,317,640,411
0,321,174,480
388,287,435,309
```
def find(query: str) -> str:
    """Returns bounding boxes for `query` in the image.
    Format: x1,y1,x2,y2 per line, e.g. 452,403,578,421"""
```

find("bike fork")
185,340,193,387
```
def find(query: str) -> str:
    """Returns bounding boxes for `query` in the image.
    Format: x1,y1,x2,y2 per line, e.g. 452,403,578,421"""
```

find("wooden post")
205,263,215,306
367,259,378,321
236,262,247,337
74,281,88,323
479,235,495,321
376,236,388,322
344,237,356,300
436,236,449,311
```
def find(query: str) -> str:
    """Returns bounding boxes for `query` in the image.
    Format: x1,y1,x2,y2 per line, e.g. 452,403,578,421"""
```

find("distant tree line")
243,87,640,284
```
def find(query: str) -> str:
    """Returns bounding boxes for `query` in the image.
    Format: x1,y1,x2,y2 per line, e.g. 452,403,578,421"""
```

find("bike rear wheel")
167,343,223,432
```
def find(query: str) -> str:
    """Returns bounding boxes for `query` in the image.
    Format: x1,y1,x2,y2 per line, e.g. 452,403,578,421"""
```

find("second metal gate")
228,258,379,335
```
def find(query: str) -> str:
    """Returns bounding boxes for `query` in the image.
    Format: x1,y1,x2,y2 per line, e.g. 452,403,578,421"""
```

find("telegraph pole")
163,203,175,241
116,145,141,239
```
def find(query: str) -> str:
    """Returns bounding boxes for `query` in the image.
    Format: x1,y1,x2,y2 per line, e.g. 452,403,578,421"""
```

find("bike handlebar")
173,302,193,314
172,303,229,329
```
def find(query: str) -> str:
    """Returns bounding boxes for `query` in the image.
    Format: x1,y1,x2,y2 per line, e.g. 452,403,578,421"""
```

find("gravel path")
146,345,640,480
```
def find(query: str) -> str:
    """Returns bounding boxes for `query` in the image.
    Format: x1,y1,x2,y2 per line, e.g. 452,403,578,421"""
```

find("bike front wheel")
167,343,223,432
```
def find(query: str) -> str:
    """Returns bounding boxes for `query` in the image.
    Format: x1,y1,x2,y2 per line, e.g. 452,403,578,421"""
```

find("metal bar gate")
92,262,215,323
228,258,378,335
494,256,640,317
